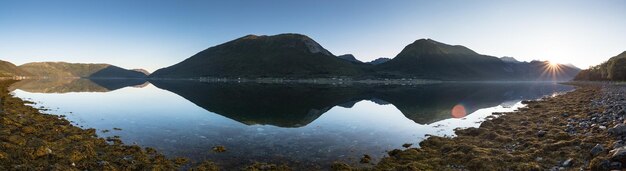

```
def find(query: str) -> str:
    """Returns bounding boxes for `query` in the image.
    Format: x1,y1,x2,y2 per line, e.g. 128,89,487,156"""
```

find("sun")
548,61,559,68
539,60,564,81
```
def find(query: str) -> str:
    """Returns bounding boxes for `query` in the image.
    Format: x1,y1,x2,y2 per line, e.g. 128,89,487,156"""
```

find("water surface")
10,79,574,169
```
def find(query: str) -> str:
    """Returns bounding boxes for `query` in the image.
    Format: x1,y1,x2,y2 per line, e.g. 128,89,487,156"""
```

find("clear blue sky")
1,0,624,72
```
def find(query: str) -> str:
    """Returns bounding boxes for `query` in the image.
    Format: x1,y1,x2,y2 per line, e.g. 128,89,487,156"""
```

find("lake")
9,79,575,169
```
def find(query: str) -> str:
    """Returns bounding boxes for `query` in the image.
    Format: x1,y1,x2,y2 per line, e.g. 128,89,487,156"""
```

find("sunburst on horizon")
539,60,564,81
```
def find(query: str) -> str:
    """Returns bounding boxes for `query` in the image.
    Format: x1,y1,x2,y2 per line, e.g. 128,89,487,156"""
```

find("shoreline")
3,79,624,170
3,76,583,86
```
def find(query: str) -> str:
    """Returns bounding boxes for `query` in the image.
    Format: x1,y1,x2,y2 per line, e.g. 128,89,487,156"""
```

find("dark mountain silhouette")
149,34,580,81
19,62,147,78
574,51,626,81
377,39,515,80
337,54,363,64
367,58,391,65
377,39,580,81
0,60,31,77
150,34,362,78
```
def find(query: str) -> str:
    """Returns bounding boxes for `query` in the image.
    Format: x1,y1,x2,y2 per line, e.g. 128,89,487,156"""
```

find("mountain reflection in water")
151,80,573,126
11,79,575,169
10,78,147,93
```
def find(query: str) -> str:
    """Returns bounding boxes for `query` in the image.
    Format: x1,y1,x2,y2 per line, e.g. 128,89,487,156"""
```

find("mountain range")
152,34,581,81
0,62,147,79
1,33,585,81
574,51,626,81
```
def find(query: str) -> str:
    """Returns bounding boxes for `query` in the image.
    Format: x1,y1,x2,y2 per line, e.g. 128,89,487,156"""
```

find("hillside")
19,62,147,78
574,51,626,81
336,54,363,64
377,39,580,81
150,34,362,78
377,39,515,80
0,60,31,77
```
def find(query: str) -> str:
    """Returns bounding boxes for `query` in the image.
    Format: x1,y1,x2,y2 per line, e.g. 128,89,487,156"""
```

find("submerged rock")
212,145,226,153
360,154,371,163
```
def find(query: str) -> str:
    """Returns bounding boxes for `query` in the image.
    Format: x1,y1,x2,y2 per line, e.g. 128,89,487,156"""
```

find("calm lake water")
10,79,574,169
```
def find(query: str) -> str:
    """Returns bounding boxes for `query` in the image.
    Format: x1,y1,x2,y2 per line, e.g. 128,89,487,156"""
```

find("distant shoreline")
1,76,587,86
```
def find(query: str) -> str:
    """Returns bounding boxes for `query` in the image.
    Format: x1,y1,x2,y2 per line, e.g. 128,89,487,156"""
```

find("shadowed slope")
150,34,362,78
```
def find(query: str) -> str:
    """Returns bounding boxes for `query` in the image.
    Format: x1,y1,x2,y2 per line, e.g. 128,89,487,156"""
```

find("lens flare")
538,61,564,81
451,104,467,118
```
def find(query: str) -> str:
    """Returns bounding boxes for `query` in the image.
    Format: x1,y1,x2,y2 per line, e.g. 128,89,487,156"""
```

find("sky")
0,0,625,72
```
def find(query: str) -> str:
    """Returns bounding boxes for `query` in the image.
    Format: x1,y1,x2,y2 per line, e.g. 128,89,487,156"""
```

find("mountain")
377,39,580,81
151,34,362,78
377,39,514,80
19,62,147,78
0,60,31,77
367,58,391,65
336,54,363,64
574,51,626,81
